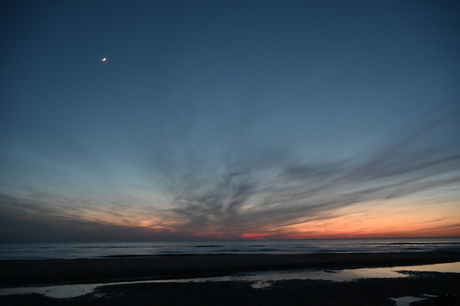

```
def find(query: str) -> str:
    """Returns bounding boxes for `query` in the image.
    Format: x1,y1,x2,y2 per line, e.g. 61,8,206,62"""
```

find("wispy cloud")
1,108,459,241
153,110,460,237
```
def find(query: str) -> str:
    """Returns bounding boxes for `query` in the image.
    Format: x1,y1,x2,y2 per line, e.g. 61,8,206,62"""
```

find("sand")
1,251,460,286
1,271,460,305
1,252,460,305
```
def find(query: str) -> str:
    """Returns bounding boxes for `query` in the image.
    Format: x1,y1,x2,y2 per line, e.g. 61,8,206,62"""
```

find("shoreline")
1,251,460,287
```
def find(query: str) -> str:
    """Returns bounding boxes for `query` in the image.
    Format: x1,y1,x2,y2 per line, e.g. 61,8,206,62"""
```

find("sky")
1,0,459,242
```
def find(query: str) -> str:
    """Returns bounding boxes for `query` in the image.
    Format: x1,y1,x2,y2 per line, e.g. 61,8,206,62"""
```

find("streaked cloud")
1,1,459,242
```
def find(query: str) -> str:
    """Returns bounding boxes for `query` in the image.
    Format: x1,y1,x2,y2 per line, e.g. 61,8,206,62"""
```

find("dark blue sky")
1,0,459,242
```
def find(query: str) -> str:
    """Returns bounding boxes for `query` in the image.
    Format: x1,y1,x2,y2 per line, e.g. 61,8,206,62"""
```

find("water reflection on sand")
1,261,459,299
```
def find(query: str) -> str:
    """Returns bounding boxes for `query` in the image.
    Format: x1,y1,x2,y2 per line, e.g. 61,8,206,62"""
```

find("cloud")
1,107,459,241
0,215,193,243
150,109,460,238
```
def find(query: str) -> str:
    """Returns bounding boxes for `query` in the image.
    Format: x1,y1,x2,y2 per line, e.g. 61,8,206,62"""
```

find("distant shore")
1,251,460,287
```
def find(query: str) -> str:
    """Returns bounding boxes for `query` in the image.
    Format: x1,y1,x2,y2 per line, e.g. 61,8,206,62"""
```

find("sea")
1,237,459,260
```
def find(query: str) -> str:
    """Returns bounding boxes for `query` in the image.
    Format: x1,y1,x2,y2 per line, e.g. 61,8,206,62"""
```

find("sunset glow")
1,1,459,243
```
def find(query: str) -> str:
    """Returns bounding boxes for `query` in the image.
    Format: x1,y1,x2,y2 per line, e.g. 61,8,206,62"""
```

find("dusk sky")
1,0,459,242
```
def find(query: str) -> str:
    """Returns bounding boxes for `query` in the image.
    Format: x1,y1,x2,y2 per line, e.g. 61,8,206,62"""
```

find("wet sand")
1,251,460,286
1,252,460,305
1,271,460,305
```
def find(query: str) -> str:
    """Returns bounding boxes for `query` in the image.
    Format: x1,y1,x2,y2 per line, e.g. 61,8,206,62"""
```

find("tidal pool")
0,261,459,299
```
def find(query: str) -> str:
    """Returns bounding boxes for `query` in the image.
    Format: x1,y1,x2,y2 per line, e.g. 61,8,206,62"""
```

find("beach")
1,251,460,286
1,251,460,305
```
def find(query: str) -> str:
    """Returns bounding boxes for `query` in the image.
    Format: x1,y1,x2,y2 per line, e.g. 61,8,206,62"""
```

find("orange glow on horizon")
38,194,459,240
240,233,268,239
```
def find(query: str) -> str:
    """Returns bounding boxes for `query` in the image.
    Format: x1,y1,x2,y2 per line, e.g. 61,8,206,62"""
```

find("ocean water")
0,237,459,260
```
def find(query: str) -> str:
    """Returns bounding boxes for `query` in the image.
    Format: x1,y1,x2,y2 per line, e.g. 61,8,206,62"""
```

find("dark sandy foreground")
1,251,460,286
1,272,460,306
1,252,460,306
